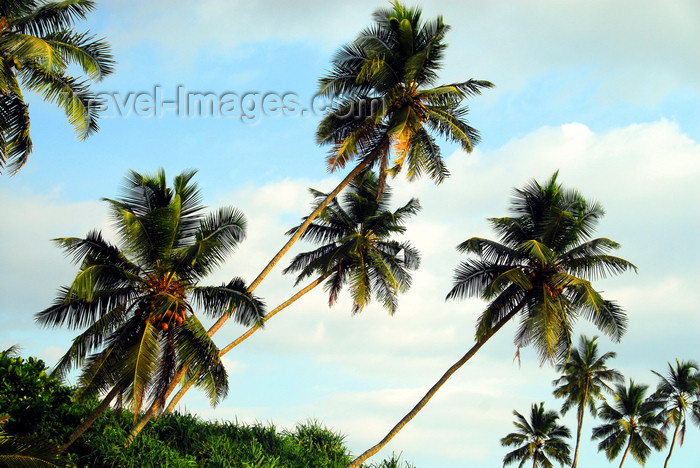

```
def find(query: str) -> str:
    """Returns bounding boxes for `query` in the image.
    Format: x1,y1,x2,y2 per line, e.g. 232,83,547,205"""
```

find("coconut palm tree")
161,170,421,414
349,172,636,466
592,380,666,467
0,0,114,174
552,335,623,468
214,1,492,339
652,359,700,467
35,169,264,451
501,402,572,468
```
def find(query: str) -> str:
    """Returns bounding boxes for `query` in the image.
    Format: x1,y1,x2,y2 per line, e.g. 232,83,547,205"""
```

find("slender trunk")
58,385,121,453
618,438,632,468
347,303,525,467
206,157,373,337
663,420,681,468
571,383,588,468
533,449,538,468
162,274,328,415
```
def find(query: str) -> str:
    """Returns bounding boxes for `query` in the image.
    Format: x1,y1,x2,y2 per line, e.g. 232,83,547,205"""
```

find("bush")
0,347,87,441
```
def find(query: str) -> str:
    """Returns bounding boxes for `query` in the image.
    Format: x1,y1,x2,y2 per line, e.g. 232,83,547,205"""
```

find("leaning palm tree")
161,170,421,414
210,1,492,338
501,402,572,468
36,169,264,451
652,359,700,467
0,0,114,174
552,335,623,468
349,172,636,466
592,380,666,467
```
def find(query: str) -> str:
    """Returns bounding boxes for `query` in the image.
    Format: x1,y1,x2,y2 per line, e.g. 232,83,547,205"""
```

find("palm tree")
349,172,636,466
35,169,264,451
161,170,421,414
552,335,623,468
652,359,700,467
208,1,492,340
501,402,572,468
0,0,114,174
592,380,666,467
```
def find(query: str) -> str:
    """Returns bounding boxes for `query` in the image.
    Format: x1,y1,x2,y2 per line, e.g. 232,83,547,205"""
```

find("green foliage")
36,169,265,419
284,170,421,314
0,0,115,174
500,402,572,467
0,348,83,440
447,172,637,363
67,411,395,467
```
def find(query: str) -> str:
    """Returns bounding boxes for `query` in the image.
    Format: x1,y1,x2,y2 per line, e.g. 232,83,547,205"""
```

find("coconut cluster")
135,299,186,331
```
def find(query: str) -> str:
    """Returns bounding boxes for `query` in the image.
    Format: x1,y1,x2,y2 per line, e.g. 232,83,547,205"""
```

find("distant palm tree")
501,402,572,468
349,172,636,466
592,380,666,467
552,335,623,468
36,169,264,451
0,0,114,174
161,170,421,414
652,359,700,467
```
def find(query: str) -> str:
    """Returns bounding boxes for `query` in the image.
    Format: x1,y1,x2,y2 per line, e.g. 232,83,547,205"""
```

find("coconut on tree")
36,169,264,451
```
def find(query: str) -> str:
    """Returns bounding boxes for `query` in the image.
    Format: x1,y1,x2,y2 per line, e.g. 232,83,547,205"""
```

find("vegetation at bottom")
0,348,416,467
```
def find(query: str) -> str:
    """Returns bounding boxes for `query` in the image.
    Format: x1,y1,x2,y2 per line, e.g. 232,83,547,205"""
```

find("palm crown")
284,170,421,314
447,172,637,363
317,1,493,193
552,335,623,468
500,402,572,468
36,169,264,415
652,359,700,467
0,0,114,174
592,380,666,467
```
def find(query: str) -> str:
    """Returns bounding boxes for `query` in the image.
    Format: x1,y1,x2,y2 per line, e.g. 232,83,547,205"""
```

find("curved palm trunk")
58,385,121,453
348,303,525,467
206,157,373,337
571,385,589,468
618,438,632,468
663,420,681,468
162,274,328,415
532,450,538,468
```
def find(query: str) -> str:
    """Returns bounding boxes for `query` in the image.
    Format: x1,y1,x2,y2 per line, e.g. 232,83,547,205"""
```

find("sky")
1,0,699,466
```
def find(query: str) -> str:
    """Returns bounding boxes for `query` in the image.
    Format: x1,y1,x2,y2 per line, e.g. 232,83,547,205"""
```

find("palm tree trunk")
162,274,328,415
58,385,121,453
347,303,525,467
618,438,632,468
532,450,538,468
206,157,373,337
571,386,588,468
663,421,681,468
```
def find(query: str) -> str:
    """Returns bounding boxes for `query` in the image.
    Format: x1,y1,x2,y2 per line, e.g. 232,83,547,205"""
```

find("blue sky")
1,1,699,466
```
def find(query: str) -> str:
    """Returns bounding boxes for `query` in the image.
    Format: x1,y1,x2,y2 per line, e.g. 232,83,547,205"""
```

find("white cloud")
106,0,700,105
